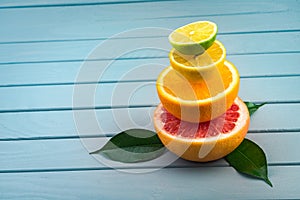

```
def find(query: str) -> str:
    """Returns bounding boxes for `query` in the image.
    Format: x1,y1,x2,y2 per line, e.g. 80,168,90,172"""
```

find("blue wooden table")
1,0,300,199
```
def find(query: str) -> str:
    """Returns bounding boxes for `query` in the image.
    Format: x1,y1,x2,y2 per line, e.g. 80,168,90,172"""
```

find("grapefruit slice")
153,97,250,162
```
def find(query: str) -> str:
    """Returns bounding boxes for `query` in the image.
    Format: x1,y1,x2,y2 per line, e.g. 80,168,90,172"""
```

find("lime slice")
169,21,218,55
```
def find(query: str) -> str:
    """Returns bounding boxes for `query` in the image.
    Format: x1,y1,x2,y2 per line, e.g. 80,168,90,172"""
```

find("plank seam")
0,74,300,88
1,51,300,66
0,101,299,114
0,29,299,45
1,130,300,141
0,0,178,9
0,163,298,174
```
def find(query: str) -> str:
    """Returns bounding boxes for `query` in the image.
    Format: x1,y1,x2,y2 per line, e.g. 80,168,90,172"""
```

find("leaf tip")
265,178,273,187
89,149,101,155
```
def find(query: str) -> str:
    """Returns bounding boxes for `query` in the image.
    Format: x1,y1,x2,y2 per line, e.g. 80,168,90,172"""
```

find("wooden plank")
0,53,299,87
0,0,171,8
0,0,295,10
0,76,299,112
1,31,299,64
0,1,299,42
0,132,299,172
0,165,299,199
239,77,300,103
0,103,299,140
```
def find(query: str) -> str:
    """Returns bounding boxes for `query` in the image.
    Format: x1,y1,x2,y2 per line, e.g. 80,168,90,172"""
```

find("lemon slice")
169,40,226,81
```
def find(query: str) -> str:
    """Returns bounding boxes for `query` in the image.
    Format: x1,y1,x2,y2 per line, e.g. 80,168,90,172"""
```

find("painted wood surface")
0,103,299,140
1,32,299,64
0,53,300,87
1,0,300,199
0,132,299,172
0,0,299,42
0,166,299,199
0,76,299,112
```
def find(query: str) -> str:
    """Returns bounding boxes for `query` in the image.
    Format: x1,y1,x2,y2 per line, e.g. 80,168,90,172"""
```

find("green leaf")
90,129,165,163
244,101,266,116
225,139,273,187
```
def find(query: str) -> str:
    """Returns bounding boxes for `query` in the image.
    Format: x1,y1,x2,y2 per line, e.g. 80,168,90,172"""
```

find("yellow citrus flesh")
153,97,250,162
169,40,226,82
156,60,239,122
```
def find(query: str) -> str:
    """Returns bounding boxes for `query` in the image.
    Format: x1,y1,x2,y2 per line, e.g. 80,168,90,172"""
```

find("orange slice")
156,60,240,122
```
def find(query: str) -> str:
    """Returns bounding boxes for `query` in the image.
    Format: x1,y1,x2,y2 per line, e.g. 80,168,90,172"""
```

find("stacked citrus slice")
153,21,250,162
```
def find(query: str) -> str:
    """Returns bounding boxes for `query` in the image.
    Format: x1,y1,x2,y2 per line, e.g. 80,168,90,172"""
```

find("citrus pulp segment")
156,60,240,122
169,21,217,55
153,97,250,162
